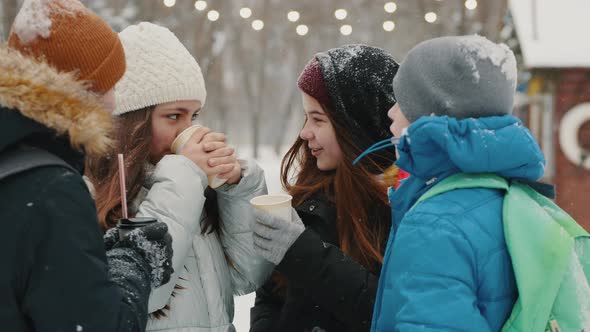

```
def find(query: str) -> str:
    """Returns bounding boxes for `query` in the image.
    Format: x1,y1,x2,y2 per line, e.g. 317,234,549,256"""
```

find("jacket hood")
0,45,112,156
396,115,546,182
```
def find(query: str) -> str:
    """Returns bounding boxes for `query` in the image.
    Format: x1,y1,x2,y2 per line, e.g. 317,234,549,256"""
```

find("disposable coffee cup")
117,217,158,239
250,194,293,222
170,124,228,189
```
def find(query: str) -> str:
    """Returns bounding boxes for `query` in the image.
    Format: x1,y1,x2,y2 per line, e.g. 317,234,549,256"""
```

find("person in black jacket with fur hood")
250,45,401,332
0,1,173,331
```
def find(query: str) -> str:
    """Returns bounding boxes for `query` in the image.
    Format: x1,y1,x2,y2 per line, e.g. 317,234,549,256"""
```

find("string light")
384,2,397,14
425,12,437,23
207,10,219,21
296,25,309,36
252,19,264,30
239,7,252,19
465,0,477,10
334,9,348,20
340,24,352,36
183,5,457,33
287,11,300,22
383,20,395,31
194,0,207,11
163,0,175,8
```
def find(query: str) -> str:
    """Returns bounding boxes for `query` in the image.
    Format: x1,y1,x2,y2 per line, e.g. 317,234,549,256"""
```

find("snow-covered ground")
233,145,288,331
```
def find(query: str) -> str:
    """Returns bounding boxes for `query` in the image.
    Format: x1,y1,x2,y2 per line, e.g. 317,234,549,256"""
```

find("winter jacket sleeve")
372,210,492,332
215,158,274,294
21,168,150,332
275,228,379,331
135,155,209,312
249,275,284,332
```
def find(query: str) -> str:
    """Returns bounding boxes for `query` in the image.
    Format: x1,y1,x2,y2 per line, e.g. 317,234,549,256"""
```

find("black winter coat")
0,45,151,332
250,196,383,332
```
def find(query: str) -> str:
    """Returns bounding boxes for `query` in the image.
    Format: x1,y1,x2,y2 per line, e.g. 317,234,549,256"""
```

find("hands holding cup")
201,132,242,185
171,125,241,188
249,194,306,265
104,220,174,288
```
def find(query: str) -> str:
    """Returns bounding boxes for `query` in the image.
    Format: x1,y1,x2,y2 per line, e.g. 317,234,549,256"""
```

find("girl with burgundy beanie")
249,44,402,332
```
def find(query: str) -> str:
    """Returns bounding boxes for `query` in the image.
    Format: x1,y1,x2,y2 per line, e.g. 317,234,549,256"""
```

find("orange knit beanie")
8,0,125,94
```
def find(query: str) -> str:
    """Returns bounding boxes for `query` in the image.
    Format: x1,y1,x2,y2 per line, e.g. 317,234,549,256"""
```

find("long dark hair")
282,103,393,274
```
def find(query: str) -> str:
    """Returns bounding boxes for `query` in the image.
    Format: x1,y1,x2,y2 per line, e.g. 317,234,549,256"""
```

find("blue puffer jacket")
371,115,546,332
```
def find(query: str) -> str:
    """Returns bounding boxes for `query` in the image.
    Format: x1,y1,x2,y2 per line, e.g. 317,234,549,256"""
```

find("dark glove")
103,227,119,251
110,222,174,288
106,248,151,329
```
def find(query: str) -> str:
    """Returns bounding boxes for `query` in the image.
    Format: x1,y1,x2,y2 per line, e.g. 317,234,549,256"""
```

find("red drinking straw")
118,154,128,219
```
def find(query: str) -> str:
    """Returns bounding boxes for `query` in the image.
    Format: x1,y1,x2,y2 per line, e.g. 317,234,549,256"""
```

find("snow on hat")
298,44,399,170
8,0,125,94
393,35,517,122
113,22,206,116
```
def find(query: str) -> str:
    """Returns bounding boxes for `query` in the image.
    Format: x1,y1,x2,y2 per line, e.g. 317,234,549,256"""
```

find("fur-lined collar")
0,45,112,156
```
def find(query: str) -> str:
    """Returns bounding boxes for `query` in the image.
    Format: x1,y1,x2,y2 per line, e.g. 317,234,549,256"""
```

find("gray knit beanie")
393,35,517,122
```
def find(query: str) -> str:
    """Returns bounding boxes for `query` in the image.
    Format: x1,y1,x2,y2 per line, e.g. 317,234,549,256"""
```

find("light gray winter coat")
129,154,272,332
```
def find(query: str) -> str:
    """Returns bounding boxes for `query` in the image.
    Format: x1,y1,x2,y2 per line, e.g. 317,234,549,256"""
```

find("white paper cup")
171,124,201,154
250,194,293,222
171,125,228,189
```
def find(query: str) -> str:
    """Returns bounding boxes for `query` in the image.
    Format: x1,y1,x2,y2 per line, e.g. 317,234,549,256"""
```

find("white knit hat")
113,22,206,115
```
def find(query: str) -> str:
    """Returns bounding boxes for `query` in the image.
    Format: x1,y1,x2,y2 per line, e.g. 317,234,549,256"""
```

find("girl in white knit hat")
86,22,272,332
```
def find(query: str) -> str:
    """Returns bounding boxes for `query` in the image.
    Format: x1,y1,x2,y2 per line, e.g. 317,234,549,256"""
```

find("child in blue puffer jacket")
371,35,546,331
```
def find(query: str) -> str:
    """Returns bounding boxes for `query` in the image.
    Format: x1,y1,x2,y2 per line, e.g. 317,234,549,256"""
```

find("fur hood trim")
0,45,112,156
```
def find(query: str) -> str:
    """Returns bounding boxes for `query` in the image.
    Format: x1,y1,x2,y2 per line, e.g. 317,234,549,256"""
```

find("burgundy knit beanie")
297,57,332,109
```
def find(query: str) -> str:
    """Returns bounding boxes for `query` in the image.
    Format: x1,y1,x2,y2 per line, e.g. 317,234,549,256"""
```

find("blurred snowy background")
2,0,589,330
0,0,516,160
